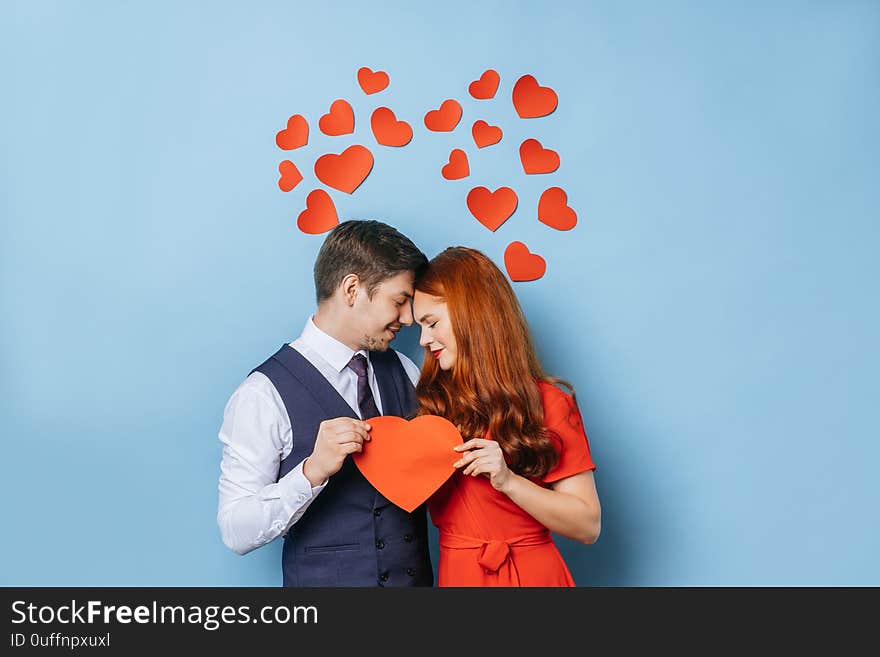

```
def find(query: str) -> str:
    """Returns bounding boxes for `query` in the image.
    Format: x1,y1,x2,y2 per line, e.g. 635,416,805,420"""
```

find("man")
217,220,433,587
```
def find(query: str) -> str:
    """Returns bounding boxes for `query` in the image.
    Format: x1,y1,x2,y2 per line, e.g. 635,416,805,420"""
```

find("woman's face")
413,291,458,371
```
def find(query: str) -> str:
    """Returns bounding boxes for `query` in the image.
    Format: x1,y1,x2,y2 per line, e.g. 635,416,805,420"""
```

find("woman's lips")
432,348,443,359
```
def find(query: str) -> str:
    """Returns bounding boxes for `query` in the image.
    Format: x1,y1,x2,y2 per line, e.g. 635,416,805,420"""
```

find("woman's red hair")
415,247,572,478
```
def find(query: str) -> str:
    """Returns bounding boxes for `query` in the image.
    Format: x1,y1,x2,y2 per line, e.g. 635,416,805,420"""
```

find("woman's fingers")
454,447,488,468
463,456,498,477
453,438,493,452
461,457,482,476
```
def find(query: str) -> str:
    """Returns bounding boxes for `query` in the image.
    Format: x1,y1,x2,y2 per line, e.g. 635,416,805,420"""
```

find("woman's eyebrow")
418,313,435,323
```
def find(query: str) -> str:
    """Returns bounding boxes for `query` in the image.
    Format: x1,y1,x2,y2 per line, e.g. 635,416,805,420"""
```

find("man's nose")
399,302,414,326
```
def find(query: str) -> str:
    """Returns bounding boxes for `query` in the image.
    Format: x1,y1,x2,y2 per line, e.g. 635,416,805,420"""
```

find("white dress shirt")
217,317,421,555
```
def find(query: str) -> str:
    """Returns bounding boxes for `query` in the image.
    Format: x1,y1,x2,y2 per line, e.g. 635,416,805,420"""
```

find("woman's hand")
453,438,514,493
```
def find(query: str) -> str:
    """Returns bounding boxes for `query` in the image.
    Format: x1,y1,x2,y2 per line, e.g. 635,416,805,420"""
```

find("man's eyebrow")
397,291,413,299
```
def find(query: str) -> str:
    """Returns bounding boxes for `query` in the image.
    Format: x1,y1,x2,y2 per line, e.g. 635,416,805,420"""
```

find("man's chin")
363,334,393,352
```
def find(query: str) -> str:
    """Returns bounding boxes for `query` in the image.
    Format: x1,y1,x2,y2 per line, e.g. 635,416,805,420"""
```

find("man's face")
354,270,415,352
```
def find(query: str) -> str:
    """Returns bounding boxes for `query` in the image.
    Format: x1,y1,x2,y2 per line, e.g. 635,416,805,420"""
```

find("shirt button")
373,509,382,517
376,539,385,550
406,568,416,576
403,534,413,542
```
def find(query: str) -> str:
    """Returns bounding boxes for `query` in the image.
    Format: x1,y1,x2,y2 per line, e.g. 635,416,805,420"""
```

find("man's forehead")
374,270,415,295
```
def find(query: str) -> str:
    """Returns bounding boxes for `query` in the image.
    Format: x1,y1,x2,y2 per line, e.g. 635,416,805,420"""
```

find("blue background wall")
2,1,878,585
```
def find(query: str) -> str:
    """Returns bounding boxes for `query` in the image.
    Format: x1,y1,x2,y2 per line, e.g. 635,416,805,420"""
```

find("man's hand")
303,417,372,487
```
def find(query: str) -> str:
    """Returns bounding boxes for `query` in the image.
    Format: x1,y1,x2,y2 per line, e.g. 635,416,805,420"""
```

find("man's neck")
312,305,361,352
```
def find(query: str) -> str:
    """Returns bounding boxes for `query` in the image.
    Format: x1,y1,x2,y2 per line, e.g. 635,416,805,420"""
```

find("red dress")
429,382,596,587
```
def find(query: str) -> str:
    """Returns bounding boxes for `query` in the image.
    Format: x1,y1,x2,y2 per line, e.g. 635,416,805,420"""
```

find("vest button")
376,539,385,550
373,509,382,517
406,568,416,576
378,573,389,584
403,534,413,542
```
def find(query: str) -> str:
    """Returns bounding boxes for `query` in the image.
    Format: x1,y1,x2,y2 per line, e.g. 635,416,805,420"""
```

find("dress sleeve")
540,383,596,484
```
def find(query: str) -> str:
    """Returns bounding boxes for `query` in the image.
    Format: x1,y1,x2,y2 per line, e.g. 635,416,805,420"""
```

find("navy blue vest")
252,344,433,587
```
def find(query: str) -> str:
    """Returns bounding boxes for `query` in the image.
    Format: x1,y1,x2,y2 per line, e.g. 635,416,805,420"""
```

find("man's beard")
363,333,391,352
362,325,399,352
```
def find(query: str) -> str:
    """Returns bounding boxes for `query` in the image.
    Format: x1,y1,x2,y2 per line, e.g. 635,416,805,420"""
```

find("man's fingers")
340,441,363,454
349,419,372,439
344,422,371,442
337,430,367,445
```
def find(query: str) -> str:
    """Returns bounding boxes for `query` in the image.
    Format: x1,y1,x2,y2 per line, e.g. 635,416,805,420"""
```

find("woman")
413,246,601,587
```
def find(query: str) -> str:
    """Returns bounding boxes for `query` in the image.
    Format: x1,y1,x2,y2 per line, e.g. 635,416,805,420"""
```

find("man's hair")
313,220,428,303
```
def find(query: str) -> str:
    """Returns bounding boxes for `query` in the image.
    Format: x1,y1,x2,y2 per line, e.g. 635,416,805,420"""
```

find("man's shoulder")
233,370,280,400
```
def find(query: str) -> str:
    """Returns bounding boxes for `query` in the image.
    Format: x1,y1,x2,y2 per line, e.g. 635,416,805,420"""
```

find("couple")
217,220,601,587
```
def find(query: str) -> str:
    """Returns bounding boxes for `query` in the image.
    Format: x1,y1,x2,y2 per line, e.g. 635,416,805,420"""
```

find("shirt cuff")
276,459,326,505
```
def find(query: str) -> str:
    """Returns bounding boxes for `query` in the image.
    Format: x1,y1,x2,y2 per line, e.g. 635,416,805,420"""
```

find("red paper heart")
504,241,546,281
314,145,374,194
441,149,469,180
371,107,413,147
538,187,578,231
512,74,558,119
472,120,502,148
276,114,308,150
319,99,354,136
353,415,463,513
278,160,303,192
519,138,560,174
357,67,389,95
469,69,500,99
466,186,518,231
424,99,462,132
297,189,339,234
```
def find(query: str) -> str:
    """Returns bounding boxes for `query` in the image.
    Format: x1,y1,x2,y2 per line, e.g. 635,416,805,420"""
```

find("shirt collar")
299,316,369,373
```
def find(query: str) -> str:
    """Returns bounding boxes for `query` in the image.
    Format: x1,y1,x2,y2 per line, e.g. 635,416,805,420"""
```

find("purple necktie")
346,353,381,420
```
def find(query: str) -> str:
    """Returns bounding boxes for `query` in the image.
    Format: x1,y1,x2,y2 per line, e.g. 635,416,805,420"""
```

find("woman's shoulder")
536,380,574,406
536,380,578,422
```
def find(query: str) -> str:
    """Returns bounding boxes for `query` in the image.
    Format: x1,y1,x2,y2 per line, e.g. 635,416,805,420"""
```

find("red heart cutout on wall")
512,74,558,119
469,69,500,99
538,187,578,231
276,114,308,150
358,67,389,95
319,99,355,136
441,149,469,180
278,160,303,192
371,107,413,147
424,99,463,132
466,186,518,231
314,145,374,194
519,138,560,174
297,189,339,234
353,415,463,513
504,241,546,281
472,120,502,148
